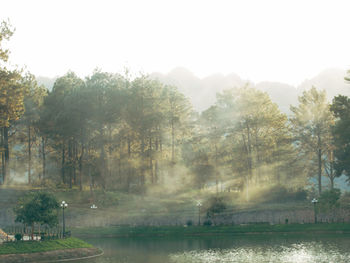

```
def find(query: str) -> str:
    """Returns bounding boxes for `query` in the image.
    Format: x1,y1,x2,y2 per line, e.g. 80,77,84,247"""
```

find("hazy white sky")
1,0,350,86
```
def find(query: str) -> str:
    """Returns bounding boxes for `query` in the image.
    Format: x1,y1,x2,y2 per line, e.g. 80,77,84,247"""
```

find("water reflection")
170,243,350,263
76,235,350,263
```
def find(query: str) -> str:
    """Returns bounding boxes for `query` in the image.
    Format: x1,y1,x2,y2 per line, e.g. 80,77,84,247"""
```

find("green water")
76,234,350,263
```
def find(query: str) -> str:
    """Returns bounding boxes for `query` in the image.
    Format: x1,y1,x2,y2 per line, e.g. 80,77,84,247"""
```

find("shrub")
14,233,22,241
252,185,307,203
205,196,227,216
186,220,193,226
318,188,341,211
203,219,212,226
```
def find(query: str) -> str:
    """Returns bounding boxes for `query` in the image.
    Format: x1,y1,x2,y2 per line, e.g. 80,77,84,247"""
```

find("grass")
0,237,92,255
72,223,350,237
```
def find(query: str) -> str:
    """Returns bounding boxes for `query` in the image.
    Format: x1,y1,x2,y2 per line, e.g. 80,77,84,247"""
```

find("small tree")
14,191,59,240
205,196,227,225
318,188,341,212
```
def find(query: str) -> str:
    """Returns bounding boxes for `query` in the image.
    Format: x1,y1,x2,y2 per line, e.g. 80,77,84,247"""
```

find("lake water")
75,234,350,263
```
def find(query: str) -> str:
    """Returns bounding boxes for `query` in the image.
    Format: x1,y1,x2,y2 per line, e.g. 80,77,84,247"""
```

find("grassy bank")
73,223,350,237
0,237,92,255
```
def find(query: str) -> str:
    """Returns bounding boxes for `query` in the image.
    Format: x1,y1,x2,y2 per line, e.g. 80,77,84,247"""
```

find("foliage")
203,219,212,226
186,220,193,226
251,185,307,203
290,87,335,194
318,188,341,211
3,20,349,209
0,19,14,63
14,233,22,241
330,95,350,182
205,195,227,217
14,191,59,230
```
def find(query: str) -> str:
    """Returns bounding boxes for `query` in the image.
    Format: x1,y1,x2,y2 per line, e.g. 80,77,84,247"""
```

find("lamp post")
311,198,318,224
60,201,68,237
196,201,202,226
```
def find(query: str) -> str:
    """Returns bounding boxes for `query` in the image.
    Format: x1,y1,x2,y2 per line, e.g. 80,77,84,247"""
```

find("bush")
203,219,212,226
340,191,350,208
14,233,22,241
252,185,307,203
205,196,227,216
186,220,193,226
318,188,341,211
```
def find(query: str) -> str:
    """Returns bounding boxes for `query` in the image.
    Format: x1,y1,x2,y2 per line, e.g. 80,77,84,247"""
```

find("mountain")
255,82,298,114
36,76,57,91
151,67,350,113
297,68,350,101
150,67,246,112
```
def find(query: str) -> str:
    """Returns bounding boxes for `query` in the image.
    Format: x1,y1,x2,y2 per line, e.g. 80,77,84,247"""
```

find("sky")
1,0,350,86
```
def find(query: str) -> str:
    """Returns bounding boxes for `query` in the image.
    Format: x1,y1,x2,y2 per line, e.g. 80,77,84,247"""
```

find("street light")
311,198,318,224
60,201,68,237
196,201,202,226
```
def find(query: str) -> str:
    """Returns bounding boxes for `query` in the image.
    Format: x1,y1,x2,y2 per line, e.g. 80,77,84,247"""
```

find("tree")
18,73,47,184
330,95,350,183
290,87,334,195
0,20,14,63
216,87,289,201
14,191,59,240
0,20,26,183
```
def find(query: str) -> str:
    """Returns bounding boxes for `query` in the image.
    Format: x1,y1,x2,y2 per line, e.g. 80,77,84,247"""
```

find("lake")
75,234,350,263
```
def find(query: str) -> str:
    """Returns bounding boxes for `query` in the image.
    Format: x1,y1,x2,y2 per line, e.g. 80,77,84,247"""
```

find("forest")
1,20,350,203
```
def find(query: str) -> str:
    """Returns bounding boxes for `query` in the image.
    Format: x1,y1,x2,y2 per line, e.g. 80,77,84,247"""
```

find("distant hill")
36,76,57,91
150,67,246,112
151,67,350,113
297,68,350,100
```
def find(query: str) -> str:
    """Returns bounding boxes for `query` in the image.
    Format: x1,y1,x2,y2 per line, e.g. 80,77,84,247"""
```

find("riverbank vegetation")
73,223,350,238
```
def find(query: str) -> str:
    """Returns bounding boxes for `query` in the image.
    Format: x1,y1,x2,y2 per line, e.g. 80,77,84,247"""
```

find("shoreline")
0,247,103,263
72,223,350,238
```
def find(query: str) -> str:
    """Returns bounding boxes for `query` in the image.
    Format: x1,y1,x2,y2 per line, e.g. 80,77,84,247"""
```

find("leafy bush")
203,219,212,226
14,233,22,241
205,196,227,216
340,191,350,208
318,188,341,211
252,185,307,203
186,220,193,226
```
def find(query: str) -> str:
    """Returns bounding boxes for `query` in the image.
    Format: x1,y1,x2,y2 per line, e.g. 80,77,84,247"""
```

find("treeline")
1,21,350,199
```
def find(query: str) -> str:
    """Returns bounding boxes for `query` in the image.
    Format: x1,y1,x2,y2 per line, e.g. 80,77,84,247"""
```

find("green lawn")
73,223,350,237
0,237,92,255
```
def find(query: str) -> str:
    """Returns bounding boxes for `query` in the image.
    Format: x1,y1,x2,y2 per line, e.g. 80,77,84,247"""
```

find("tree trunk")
140,136,145,186
61,143,66,184
149,137,153,184
99,128,106,189
31,222,34,240
317,135,322,195
42,136,46,181
155,137,159,184
215,143,219,194
79,144,84,191
171,118,175,163
118,137,122,184
68,140,72,189
127,134,131,191
3,127,9,183
28,126,32,184
1,128,4,184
